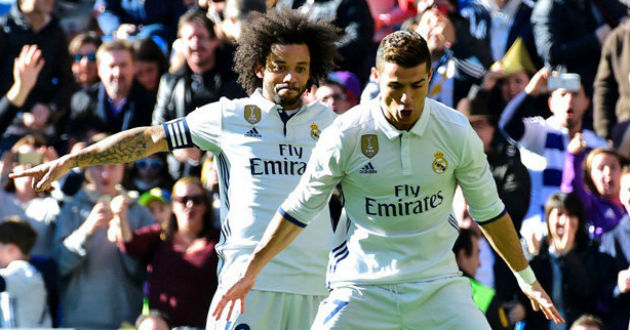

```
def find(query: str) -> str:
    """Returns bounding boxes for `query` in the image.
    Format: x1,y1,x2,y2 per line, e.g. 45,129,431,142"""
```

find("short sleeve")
279,125,346,227
162,101,223,153
455,125,506,224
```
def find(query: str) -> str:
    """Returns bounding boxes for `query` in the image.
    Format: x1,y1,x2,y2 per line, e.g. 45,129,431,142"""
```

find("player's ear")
255,63,265,79
371,66,379,84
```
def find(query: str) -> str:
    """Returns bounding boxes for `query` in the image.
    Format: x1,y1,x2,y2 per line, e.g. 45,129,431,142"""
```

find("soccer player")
9,10,340,330
212,31,565,329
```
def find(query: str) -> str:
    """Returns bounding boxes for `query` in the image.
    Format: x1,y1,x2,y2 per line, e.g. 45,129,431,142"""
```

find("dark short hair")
376,30,432,72
544,192,588,245
452,228,478,257
178,8,217,40
0,217,37,255
68,31,103,55
133,38,169,76
233,9,340,94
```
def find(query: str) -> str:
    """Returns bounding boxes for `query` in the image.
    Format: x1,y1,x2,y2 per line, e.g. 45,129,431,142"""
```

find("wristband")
514,265,537,285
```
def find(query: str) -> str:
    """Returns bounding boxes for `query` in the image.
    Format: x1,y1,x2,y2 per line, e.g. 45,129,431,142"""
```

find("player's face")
257,44,311,110
377,61,432,131
589,152,621,198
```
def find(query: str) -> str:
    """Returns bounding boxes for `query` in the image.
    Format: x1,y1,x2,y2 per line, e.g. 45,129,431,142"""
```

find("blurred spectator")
479,38,543,118
153,9,244,179
570,314,607,330
137,187,172,228
453,228,512,330
530,0,627,98
220,0,266,42
0,135,59,258
275,0,374,84
315,71,360,114
68,31,102,90
0,0,75,151
525,192,618,330
500,69,607,248
65,40,155,144
561,145,625,241
415,8,492,108
122,153,174,194
460,0,541,67
0,45,44,137
0,217,51,328
560,145,630,328
135,310,172,330
594,20,630,139
94,0,186,48
132,38,169,95
457,94,529,327
53,134,155,329
367,0,416,42
109,177,219,328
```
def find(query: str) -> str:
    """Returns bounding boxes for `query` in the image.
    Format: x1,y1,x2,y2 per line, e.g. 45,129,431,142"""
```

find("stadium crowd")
0,0,628,329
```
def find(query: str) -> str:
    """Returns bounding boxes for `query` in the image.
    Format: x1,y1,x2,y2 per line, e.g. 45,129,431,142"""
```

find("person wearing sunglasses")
109,176,219,328
122,153,174,194
68,32,102,90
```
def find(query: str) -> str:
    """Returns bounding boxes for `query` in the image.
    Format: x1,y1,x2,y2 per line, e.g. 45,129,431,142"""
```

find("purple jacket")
561,151,625,240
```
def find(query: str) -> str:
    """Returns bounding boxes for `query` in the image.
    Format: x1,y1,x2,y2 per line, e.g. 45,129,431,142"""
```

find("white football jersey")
163,90,336,295
280,98,506,288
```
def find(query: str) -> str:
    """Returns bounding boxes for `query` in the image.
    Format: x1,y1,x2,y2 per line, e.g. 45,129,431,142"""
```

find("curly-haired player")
10,9,341,330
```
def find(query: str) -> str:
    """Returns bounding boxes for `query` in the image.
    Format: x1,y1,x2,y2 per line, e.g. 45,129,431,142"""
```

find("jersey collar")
373,98,432,140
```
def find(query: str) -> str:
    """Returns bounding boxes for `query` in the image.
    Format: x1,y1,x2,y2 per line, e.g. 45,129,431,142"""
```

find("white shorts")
206,288,325,330
311,276,490,330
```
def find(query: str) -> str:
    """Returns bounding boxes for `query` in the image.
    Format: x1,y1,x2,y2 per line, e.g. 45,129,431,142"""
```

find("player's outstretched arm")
480,212,565,324
212,212,304,321
9,125,168,191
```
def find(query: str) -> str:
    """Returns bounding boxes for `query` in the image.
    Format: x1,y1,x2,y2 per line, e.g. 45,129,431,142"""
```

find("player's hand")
8,154,73,191
520,280,565,324
211,275,257,321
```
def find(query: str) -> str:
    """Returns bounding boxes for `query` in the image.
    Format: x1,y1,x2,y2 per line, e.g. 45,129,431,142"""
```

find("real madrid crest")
361,134,379,158
432,152,448,174
310,123,321,140
244,105,261,124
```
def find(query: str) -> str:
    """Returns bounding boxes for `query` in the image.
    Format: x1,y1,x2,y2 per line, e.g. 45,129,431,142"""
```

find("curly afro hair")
233,9,341,94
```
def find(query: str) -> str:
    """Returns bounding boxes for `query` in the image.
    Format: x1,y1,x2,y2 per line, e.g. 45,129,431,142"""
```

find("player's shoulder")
426,98,470,131
331,101,377,132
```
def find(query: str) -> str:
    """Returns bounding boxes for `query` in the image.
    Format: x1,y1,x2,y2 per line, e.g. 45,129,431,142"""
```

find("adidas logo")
359,162,377,174
245,127,261,137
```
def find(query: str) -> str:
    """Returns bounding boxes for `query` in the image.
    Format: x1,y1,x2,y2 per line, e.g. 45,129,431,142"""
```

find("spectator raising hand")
7,45,45,108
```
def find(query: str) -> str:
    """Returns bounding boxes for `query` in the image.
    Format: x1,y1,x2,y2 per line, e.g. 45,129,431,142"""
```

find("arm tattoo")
72,128,153,167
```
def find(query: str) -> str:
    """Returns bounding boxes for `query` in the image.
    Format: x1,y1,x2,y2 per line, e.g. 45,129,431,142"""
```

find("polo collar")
372,98,432,140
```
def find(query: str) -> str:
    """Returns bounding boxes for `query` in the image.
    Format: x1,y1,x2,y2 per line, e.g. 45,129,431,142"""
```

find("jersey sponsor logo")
361,134,379,158
310,123,321,140
359,162,377,174
365,190,444,217
244,127,261,137
249,158,308,175
432,151,448,174
244,105,261,124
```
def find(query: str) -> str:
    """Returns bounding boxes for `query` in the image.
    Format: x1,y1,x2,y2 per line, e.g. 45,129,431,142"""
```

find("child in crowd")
0,216,51,328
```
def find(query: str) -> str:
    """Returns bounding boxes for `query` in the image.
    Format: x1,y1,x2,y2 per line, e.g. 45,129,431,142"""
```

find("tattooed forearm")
71,127,161,168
